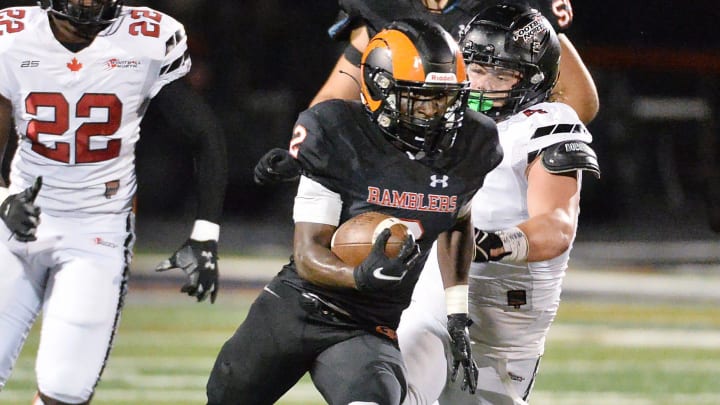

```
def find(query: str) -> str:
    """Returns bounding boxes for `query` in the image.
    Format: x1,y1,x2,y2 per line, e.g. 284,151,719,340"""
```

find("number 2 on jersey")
25,92,122,164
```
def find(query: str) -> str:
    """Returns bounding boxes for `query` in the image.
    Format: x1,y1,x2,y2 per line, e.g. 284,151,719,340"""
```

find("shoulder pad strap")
541,141,600,178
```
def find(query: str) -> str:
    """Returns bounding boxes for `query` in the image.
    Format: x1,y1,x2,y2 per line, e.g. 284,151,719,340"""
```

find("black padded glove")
353,228,419,292
447,313,479,394
253,148,301,185
156,239,219,303
473,228,509,262
1,177,42,242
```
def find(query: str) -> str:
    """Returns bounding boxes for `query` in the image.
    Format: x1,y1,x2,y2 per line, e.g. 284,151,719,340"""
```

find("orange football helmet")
360,19,469,160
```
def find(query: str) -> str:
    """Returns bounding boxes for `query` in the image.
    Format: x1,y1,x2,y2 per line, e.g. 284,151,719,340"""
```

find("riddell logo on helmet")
425,72,457,83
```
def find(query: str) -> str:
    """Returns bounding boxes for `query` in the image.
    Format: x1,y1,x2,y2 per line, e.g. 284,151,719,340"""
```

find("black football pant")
206,275,407,405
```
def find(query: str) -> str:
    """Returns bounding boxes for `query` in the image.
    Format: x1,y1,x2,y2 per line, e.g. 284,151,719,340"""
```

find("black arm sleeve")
150,80,228,224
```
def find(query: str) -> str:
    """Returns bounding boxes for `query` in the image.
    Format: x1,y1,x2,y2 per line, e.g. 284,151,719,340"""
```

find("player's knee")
36,390,90,404
38,371,94,404
344,365,405,405
206,357,237,404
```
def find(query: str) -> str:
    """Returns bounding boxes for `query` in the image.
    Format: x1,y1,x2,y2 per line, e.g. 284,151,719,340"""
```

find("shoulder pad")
541,141,600,178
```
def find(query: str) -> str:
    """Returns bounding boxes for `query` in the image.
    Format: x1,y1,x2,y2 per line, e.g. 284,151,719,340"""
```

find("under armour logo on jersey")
429,174,449,188
202,251,216,269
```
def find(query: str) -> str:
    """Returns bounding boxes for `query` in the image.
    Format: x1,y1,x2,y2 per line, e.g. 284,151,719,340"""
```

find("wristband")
496,226,529,262
445,284,469,314
190,220,220,242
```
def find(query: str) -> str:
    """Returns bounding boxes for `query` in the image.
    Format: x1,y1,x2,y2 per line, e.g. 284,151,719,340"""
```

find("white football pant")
399,243,550,405
0,213,133,403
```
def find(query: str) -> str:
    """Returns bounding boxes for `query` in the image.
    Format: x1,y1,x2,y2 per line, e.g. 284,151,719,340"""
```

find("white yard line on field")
548,324,720,349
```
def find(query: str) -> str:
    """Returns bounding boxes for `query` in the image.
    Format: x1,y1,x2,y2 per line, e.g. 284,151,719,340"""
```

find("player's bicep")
526,156,580,220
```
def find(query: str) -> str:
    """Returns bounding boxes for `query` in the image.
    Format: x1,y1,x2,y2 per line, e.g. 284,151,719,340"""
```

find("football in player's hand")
331,211,410,266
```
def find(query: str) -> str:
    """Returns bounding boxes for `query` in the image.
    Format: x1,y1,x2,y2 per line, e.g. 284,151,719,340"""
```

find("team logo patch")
67,57,82,72
512,15,546,43
104,58,141,70
104,180,120,199
507,290,527,308
94,237,118,248
429,174,449,188
375,325,398,341
508,372,525,382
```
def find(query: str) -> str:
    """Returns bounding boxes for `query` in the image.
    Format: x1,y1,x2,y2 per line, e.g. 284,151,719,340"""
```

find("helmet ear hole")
366,69,393,100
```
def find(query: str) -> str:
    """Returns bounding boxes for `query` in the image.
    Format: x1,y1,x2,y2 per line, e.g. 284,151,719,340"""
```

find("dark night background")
3,1,720,254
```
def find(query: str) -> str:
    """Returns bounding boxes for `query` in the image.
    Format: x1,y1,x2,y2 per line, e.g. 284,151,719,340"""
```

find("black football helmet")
459,4,560,121
360,18,469,160
45,0,123,26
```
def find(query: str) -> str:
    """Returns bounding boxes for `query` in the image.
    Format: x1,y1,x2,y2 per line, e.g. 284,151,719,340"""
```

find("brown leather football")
331,211,410,267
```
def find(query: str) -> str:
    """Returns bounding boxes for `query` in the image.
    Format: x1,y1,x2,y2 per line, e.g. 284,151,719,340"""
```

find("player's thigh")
207,278,313,404
0,242,45,385
311,333,407,405
398,305,448,405
36,236,129,403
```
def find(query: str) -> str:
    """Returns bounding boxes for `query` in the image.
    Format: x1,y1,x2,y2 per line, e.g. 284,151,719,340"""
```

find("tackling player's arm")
520,156,581,260
309,24,369,107
153,80,228,303
551,34,599,124
475,140,600,262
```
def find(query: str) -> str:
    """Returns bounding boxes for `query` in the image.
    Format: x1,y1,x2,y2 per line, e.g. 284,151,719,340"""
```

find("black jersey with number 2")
283,99,502,331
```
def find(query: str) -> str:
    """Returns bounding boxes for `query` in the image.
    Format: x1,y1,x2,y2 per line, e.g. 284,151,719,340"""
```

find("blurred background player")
397,4,601,405
0,0,227,403
206,19,501,404
254,0,598,186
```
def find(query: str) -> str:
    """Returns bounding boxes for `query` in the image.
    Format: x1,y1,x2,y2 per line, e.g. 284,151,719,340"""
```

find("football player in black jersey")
207,20,502,404
313,0,597,124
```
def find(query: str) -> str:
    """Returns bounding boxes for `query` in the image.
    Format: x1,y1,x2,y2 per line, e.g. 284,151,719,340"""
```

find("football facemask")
47,0,123,26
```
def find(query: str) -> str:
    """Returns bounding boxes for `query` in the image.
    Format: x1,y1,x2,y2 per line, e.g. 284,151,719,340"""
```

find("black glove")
447,313,479,394
473,228,509,262
253,148,301,185
353,228,420,292
156,239,219,303
1,176,42,242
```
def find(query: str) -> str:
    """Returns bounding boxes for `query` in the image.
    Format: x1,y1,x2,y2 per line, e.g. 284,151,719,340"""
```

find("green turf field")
3,287,720,404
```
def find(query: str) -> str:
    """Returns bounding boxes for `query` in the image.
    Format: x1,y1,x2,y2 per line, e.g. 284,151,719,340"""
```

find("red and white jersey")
470,102,592,318
472,102,591,232
0,6,190,217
